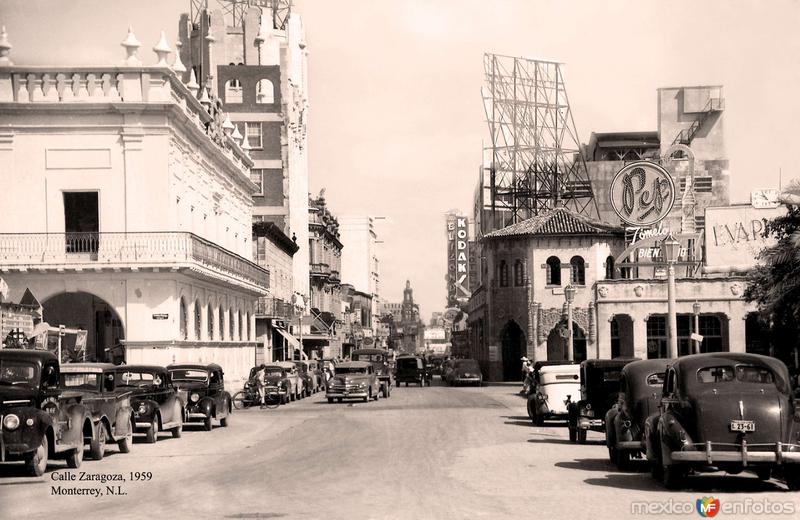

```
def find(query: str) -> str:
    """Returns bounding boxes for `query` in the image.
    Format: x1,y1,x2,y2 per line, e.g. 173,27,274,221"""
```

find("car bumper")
670,442,800,465
185,412,210,420
454,377,482,384
616,441,643,450
578,417,604,430
326,391,368,398
1,441,36,461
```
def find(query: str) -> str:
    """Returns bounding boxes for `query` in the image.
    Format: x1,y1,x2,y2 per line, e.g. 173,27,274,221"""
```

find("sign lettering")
610,161,676,227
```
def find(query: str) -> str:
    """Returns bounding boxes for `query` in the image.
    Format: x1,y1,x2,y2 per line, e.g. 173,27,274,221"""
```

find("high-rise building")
339,216,380,331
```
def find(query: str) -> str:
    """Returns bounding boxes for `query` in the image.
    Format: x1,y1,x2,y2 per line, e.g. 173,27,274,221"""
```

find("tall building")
0,29,267,385
338,215,380,331
399,281,424,354
180,2,311,304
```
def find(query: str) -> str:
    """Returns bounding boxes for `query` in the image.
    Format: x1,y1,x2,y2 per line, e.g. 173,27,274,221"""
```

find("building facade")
0,32,267,386
338,215,381,333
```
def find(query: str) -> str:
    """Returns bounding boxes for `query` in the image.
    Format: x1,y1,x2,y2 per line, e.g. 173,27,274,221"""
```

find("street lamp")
662,233,681,359
692,301,701,355
564,284,576,361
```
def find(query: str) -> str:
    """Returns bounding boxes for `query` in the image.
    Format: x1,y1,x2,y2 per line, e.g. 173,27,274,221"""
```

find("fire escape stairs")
672,97,723,147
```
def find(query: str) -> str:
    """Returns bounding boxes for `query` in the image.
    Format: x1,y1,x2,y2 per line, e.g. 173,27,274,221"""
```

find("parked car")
168,363,231,431
293,361,317,395
110,365,183,443
567,358,639,443
351,348,392,398
271,361,305,400
306,360,326,393
527,363,579,426
395,356,428,387
262,365,292,405
441,358,456,381
604,359,670,468
428,355,446,376
445,359,483,386
60,363,134,459
326,361,380,403
0,349,91,475
643,353,800,489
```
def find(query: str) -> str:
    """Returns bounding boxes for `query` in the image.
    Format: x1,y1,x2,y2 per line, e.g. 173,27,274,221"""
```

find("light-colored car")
527,364,580,426
270,362,305,401
326,361,380,403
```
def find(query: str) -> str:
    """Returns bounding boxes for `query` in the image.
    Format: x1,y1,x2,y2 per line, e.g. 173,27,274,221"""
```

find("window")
228,308,234,341
238,312,244,341
64,192,99,254
250,169,264,195
219,307,225,341
605,256,615,280
499,260,509,287
180,298,188,340
224,79,242,103
207,304,214,340
610,318,620,358
244,122,262,149
570,256,585,285
546,256,561,286
256,78,274,104
194,300,201,340
646,316,667,359
513,260,524,286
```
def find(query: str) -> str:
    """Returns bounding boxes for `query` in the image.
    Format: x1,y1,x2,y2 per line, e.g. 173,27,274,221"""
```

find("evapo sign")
704,205,785,271
609,161,676,227
447,215,470,305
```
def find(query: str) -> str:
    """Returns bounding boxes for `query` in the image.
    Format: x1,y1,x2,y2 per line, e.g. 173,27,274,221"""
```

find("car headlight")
190,393,200,403
137,403,147,414
358,382,367,388
3,414,20,431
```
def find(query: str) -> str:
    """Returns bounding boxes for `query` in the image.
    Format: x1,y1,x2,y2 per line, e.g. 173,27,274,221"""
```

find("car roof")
167,363,223,371
337,361,371,368
0,349,57,364
672,352,788,376
533,360,575,371
110,364,167,373
622,358,671,378
61,363,117,373
270,362,295,368
352,349,389,355
539,364,580,375
582,358,639,369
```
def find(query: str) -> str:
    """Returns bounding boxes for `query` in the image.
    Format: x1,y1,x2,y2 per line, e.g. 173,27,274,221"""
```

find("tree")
744,183,800,364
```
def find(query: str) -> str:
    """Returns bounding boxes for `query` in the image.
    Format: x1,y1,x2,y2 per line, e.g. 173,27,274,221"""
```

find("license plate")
730,420,755,432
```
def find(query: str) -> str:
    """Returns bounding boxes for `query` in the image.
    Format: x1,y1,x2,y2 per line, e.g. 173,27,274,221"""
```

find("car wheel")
382,385,389,399
363,390,370,403
89,423,106,460
203,415,213,432
374,389,380,401
608,447,618,465
785,468,800,490
327,397,334,404
534,412,544,427
568,427,577,442
65,444,83,469
118,418,133,454
527,399,534,420
145,417,158,443
27,434,48,477
336,398,342,403
220,414,229,427
662,463,685,489
577,429,587,444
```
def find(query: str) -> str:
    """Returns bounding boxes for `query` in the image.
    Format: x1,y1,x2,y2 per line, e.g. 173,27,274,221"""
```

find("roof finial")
0,26,13,66
121,26,142,66
186,68,200,97
172,41,187,75
153,30,171,67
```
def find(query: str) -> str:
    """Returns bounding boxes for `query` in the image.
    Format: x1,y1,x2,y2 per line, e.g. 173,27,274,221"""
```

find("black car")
1,349,91,476
60,363,134,459
351,349,392,397
110,365,184,443
395,356,429,387
644,353,800,489
604,359,670,468
567,358,639,443
168,364,231,431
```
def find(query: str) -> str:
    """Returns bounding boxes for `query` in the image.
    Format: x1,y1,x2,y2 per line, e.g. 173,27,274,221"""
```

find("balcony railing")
255,296,293,318
310,263,331,277
0,232,269,292
329,269,340,281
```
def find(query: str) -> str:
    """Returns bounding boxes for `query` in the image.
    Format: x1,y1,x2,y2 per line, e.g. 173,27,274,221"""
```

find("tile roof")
483,208,624,239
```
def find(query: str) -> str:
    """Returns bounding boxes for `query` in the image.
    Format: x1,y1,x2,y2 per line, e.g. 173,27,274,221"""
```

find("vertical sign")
446,214,471,306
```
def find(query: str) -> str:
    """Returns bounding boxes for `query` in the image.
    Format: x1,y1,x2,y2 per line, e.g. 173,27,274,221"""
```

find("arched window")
256,78,274,104
194,300,201,340
219,307,225,341
605,256,615,280
499,260,509,287
238,311,243,341
224,79,242,103
546,256,561,286
570,256,585,285
245,312,250,341
513,259,524,286
207,303,214,340
228,308,234,341
179,298,188,340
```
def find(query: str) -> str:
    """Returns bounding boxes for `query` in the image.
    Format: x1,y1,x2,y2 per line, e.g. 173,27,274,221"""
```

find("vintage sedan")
351,348,392,397
644,353,800,489
567,358,639,443
293,361,317,395
1,350,91,476
604,359,669,468
110,365,183,443
326,362,380,403
60,363,134,459
527,363,579,426
269,362,305,401
168,364,231,431
395,356,428,387
446,359,483,386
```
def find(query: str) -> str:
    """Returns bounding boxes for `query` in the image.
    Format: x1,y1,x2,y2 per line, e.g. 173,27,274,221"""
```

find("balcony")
255,297,293,319
0,232,269,294
310,262,331,279
329,269,341,282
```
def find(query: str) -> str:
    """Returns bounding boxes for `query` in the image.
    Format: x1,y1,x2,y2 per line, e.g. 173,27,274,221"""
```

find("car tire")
220,414,229,427
568,426,577,443
336,397,342,403
118,418,133,454
363,390,370,403
327,397,334,404
577,429,587,444
662,463,684,489
89,423,106,461
27,434,48,477
145,418,158,444
374,389,380,401
203,415,213,432
382,385,389,399
534,412,544,427
784,468,800,490
65,444,83,469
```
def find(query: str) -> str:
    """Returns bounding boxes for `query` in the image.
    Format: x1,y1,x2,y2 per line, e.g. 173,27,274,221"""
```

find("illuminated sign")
447,215,470,305
609,161,676,227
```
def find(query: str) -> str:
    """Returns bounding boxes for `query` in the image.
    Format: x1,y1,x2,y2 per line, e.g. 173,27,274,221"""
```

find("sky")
3,0,800,319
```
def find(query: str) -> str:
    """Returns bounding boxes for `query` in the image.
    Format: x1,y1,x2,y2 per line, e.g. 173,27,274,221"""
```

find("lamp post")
565,284,576,361
662,233,681,359
692,301,701,355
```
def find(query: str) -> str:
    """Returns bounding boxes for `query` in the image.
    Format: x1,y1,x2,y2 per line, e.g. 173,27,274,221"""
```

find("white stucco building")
338,215,380,332
0,28,268,386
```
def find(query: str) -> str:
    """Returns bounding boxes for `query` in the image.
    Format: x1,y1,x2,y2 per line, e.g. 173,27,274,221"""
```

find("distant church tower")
400,280,422,354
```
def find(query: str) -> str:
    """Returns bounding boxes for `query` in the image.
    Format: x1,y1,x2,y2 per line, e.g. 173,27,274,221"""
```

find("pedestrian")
256,364,266,408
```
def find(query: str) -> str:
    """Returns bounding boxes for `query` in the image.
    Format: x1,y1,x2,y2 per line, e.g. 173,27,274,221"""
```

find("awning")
275,327,301,349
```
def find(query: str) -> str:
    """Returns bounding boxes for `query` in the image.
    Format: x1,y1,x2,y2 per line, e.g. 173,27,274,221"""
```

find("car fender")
605,406,619,447
61,404,90,448
643,414,661,462
112,406,133,437
197,397,215,417
658,410,692,452
135,398,160,422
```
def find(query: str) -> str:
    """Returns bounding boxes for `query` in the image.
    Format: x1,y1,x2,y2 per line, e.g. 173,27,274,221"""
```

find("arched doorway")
43,292,125,362
500,320,525,381
546,321,587,362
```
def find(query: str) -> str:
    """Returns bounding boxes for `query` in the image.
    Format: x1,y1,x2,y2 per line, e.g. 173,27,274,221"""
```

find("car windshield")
170,369,208,382
397,359,419,369
602,369,622,382
0,360,38,387
455,360,480,370
116,371,161,388
61,373,102,391
265,367,284,375
352,353,384,363
336,367,367,375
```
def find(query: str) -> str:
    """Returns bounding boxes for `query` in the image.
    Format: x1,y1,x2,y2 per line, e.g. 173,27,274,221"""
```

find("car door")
152,370,173,423
209,369,223,410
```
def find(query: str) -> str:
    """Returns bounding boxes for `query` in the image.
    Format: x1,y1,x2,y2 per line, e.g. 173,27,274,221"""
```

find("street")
1,379,796,520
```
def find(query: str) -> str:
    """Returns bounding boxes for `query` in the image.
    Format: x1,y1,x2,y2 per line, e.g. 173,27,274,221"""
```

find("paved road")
2,380,798,519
